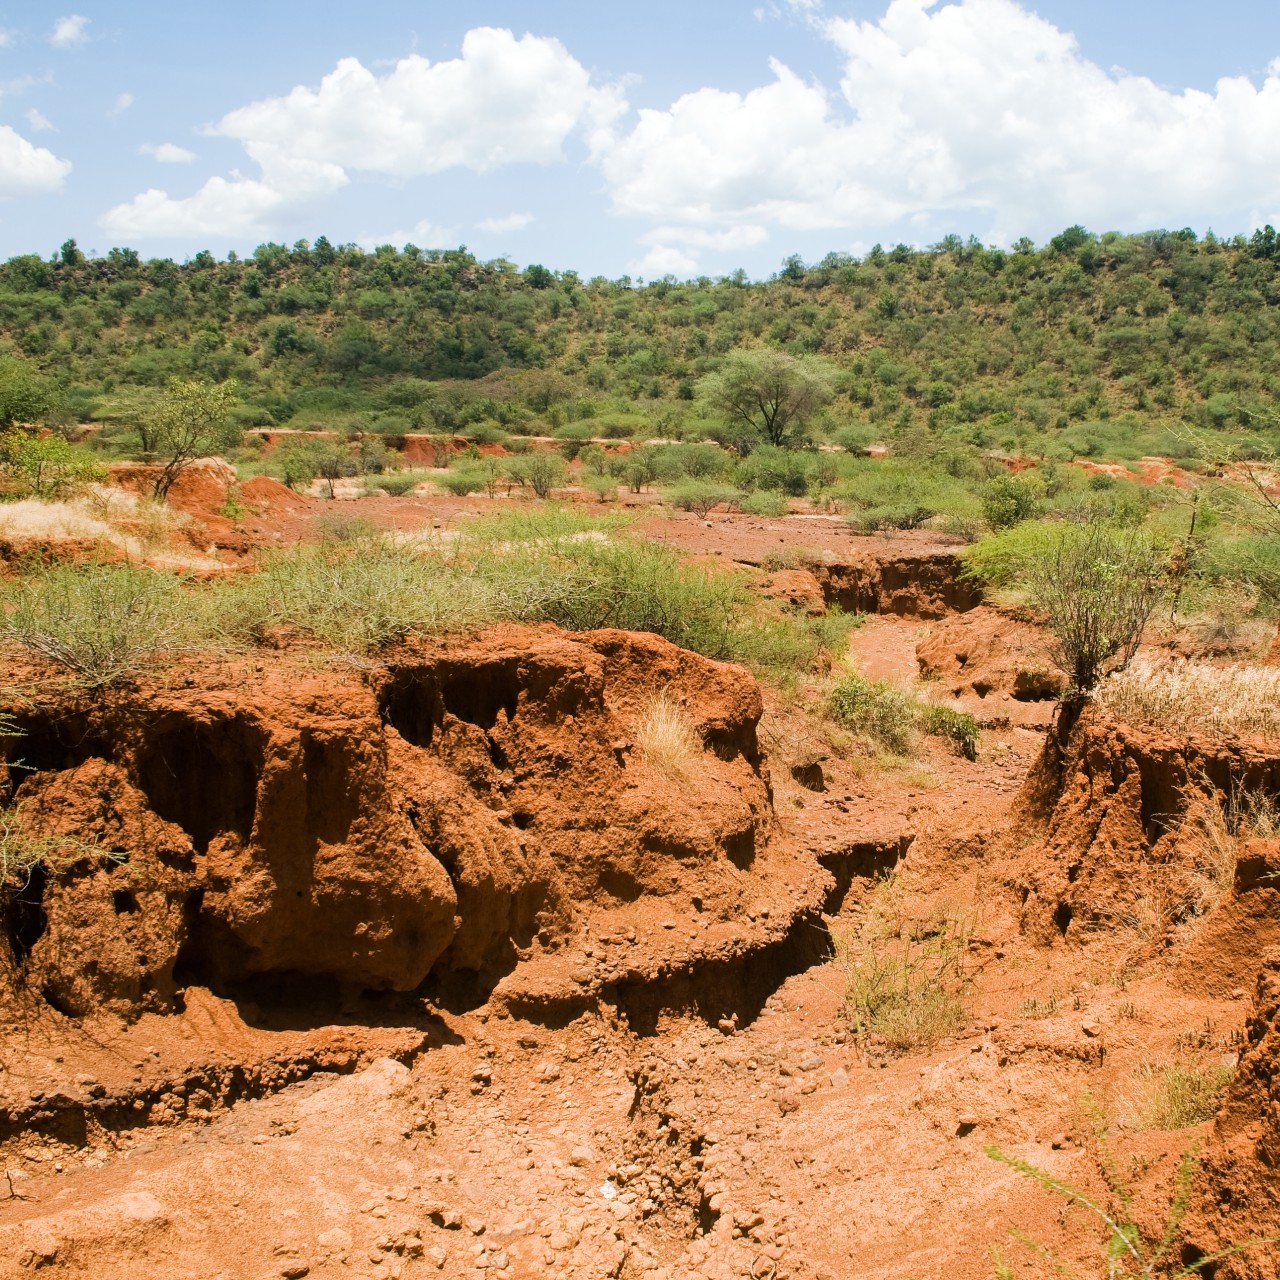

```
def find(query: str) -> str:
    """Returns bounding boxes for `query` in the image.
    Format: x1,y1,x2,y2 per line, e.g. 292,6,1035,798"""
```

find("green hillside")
4,225,1280,463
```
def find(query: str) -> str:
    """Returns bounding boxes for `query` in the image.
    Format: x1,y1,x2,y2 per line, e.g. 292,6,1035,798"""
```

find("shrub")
3,562,197,686
918,702,980,760
981,472,1041,529
582,474,618,503
828,674,918,754
374,471,426,496
739,490,788,517
436,467,485,497
507,452,566,499
1024,522,1168,692
667,481,740,517
632,691,702,780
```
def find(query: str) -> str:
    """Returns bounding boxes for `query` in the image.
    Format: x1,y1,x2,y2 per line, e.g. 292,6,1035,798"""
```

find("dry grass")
834,876,972,1054
1122,1058,1234,1131
633,691,703,781
1094,658,1280,739
0,489,219,570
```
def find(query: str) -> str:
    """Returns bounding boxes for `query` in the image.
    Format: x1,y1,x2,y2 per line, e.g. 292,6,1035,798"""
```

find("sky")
3,0,1280,279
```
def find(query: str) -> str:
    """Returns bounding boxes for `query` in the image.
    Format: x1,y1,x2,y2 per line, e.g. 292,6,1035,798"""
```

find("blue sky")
2,1,1280,278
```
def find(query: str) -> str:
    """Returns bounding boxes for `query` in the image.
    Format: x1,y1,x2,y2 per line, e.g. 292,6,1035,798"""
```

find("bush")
828,673,917,754
436,467,485,497
981,472,1041,529
918,702,980,760
582,474,618,503
739,490,788,517
667,481,740,517
3,562,198,686
373,471,426,496
507,452,566,499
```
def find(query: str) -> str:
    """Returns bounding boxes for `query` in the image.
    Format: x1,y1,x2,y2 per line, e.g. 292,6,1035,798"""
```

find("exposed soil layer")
3,545,1280,1279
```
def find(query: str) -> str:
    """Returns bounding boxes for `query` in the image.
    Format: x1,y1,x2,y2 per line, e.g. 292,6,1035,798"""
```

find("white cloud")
110,92,135,116
140,142,196,163
0,30,12,48
478,211,535,234
102,177,285,238
104,27,624,238
630,244,701,278
641,224,768,251
0,125,72,196
24,107,54,132
359,219,457,250
50,14,89,48
597,0,1280,244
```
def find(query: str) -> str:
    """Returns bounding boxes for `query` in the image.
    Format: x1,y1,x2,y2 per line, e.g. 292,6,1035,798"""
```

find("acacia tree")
698,348,835,449
1024,522,1167,695
147,378,241,500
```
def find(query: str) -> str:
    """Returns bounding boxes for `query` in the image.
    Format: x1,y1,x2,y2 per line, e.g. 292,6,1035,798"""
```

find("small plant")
632,691,702,781
829,674,981,759
667,481,740,518
739,490,789,518
829,673,918,755
436,467,485,497
834,877,972,1054
1020,995,1059,1019
374,471,425,497
918,702,980,760
1,803,102,889
1123,1059,1234,1131
987,1097,1271,1278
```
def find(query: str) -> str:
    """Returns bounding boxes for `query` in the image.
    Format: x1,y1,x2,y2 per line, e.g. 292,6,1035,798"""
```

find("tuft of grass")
834,877,971,1054
1094,659,1280,740
632,692,702,781
1124,1059,1235,1131
829,672,980,758
828,673,918,754
1020,995,1059,1019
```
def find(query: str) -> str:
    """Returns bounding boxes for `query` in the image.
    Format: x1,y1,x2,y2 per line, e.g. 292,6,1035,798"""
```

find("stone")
829,1067,849,1089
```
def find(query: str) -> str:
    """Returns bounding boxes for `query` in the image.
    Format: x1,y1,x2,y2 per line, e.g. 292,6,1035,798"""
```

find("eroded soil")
2,497,1278,1280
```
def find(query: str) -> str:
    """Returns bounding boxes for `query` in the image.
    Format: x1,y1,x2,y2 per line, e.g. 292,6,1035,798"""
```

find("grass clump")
829,672,980,758
828,673,917,754
834,877,971,1054
3,561,199,686
1124,1059,1234,1131
632,691,702,781
1094,659,1280,739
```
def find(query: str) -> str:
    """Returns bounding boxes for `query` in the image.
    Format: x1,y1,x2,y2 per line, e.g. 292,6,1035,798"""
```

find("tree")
146,378,241,500
1,431,103,498
698,348,835,449
0,357,59,430
1024,522,1167,694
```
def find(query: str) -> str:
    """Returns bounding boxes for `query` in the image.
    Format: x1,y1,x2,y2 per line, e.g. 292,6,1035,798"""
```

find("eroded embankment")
993,706,1280,1276
0,623,904,1153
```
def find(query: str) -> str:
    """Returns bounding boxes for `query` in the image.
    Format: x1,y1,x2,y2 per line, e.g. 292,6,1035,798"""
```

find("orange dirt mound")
916,605,1064,701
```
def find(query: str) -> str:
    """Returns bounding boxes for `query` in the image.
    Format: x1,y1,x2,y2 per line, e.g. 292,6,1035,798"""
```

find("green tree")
146,378,241,500
697,348,835,448
1024,522,1167,694
0,357,59,430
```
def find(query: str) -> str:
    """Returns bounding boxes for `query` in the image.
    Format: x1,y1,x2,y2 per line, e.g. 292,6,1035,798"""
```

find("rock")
829,1067,849,1089
1082,1021,1102,1038
569,1145,595,1166
799,1055,823,1072
280,1267,310,1279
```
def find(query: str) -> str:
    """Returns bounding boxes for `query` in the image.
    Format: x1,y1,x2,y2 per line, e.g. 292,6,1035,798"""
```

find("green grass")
828,671,981,758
